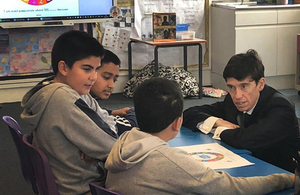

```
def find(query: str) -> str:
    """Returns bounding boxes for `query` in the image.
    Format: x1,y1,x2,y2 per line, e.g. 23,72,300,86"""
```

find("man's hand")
111,107,130,116
214,118,239,129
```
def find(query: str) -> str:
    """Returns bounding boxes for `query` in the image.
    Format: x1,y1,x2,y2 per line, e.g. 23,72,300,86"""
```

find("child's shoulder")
42,83,81,103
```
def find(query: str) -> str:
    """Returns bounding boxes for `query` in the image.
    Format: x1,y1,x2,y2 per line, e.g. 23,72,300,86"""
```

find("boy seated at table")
21,30,117,195
104,77,295,195
90,49,138,135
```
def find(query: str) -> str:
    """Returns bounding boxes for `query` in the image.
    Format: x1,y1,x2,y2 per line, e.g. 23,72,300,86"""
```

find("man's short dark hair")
101,49,121,67
133,78,183,133
223,49,265,84
51,30,104,75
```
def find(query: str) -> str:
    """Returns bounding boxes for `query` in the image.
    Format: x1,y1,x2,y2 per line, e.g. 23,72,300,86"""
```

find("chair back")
2,115,38,194
22,134,59,195
89,183,124,195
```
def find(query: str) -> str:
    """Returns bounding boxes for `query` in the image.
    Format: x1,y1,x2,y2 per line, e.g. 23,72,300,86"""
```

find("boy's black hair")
101,49,121,67
51,30,105,75
133,77,183,133
223,49,265,84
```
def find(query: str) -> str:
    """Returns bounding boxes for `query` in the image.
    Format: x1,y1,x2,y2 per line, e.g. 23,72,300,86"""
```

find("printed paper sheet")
176,143,254,169
102,26,131,51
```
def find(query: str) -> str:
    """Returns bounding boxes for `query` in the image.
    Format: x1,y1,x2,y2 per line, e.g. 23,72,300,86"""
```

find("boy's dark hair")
101,49,121,67
51,30,104,75
223,49,265,84
133,78,183,133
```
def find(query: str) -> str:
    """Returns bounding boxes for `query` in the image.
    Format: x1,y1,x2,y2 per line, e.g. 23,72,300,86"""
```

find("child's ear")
57,61,69,76
172,116,183,132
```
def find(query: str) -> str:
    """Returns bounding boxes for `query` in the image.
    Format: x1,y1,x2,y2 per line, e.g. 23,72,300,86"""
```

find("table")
169,126,294,195
127,38,207,98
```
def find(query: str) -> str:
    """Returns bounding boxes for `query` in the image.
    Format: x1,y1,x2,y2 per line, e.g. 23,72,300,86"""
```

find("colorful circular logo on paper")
109,6,121,18
189,152,225,162
21,0,53,6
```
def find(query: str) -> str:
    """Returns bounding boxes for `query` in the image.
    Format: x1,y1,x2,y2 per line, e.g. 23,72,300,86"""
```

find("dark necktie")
244,113,251,127
238,112,251,129
237,112,243,128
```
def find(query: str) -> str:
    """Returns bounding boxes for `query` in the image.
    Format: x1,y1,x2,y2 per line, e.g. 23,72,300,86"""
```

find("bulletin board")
0,25,79,80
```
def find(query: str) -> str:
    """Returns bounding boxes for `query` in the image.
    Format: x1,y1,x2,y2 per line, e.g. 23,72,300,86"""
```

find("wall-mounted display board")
0,25,79,80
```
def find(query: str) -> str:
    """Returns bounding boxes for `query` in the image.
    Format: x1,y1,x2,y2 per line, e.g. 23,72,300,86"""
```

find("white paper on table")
176,143,254,169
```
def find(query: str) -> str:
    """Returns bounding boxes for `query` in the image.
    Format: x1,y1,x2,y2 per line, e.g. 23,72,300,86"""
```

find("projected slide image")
0,0,78,19
21,0,53,6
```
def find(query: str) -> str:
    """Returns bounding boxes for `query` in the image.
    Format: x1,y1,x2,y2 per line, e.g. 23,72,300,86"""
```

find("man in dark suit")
183,49,300,172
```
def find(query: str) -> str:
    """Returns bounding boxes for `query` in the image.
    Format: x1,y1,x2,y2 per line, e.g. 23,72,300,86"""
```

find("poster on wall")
102,26,131,51
0,25,79,77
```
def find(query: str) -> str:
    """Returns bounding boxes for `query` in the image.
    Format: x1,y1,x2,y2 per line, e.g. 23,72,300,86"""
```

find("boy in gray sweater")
105,77,295,195
21,30,117,195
